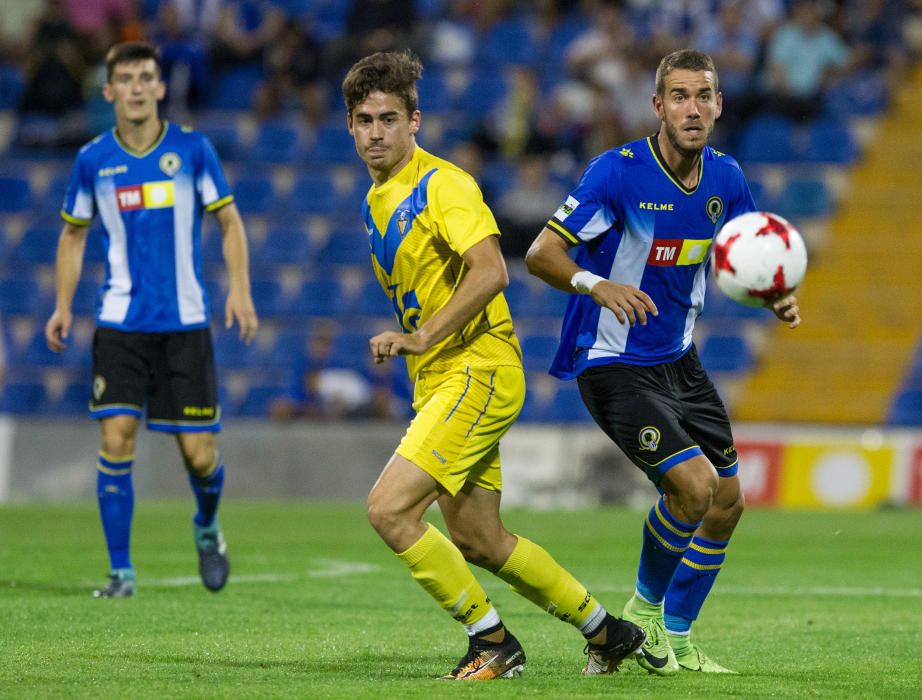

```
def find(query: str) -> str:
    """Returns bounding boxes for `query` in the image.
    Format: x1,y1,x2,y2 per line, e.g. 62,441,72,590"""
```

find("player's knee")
366,497,400,539
670,477,717,523
183,447,217,477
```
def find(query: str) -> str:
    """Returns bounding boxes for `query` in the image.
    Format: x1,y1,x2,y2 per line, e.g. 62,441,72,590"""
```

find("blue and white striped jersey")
61,121,233,332
546,135,756,379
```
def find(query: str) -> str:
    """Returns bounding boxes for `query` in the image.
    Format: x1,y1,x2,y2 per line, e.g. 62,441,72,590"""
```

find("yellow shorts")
396,365,525,496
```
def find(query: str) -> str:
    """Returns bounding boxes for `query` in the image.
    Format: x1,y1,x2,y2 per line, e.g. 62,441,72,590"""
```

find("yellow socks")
397,523,497,630
496,536,605,632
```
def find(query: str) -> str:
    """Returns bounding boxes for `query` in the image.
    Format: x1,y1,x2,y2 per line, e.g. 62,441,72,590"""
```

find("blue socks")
636,497,700,605
188,460,225,528
665,536,728,634
97,452,134,571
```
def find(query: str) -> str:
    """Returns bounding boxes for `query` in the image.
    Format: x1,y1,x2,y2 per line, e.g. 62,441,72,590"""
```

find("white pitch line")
143,559,380,588
591,583,922,599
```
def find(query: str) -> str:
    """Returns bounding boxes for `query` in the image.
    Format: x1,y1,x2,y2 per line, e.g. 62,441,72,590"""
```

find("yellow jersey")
362,146,522,379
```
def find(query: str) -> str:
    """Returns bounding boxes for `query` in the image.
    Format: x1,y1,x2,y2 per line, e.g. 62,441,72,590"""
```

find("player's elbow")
524,239,548,279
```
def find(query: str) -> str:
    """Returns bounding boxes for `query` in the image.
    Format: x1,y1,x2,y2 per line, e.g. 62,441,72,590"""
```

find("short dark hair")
342,50,423,116
105,41,161,82
655,49,718,96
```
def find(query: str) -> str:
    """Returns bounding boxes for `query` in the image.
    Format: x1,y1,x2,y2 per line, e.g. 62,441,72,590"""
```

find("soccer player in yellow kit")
342,50,644,680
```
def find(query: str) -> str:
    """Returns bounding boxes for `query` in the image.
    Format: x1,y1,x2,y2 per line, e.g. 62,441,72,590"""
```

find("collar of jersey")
646,133,704,195
112,120,169,158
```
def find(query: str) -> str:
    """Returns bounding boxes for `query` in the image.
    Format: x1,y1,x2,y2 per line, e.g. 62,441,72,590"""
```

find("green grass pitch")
2,501,921,698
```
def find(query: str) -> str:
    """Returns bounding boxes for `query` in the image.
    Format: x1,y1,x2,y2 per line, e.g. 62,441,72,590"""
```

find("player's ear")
409,110,421,135
102,82,114,104
715,91,723,120
652,93,664,120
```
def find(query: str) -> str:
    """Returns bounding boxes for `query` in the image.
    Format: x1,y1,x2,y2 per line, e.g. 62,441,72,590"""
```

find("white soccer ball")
712,211,808,307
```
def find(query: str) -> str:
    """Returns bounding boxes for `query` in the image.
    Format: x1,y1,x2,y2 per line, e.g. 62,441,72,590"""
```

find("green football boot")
673,641,738,674
621,596,679,676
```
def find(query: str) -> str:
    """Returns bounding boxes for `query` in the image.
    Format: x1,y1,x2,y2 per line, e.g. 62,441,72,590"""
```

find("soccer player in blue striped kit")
45,41,258,597
526,49,801,674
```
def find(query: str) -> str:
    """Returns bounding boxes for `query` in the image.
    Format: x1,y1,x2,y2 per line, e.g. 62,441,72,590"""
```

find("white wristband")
571,270,606,295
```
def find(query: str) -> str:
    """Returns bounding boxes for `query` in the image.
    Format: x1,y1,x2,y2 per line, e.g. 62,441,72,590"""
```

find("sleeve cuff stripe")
61,211,91,226
205,195,234,212
547,220,579,244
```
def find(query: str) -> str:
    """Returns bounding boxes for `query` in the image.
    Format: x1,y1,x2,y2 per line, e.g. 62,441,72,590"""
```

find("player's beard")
662,118,711,160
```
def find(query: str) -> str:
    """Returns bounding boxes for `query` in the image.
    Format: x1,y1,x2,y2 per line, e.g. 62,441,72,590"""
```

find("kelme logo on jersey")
647,238,712,266
638,426,661,452
554,195,580,221
159,152,182,177
116,181,175,211
706,196,724,224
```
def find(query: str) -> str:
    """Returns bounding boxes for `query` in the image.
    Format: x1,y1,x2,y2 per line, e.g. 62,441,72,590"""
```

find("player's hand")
369,330,428,364
45,309,73,352
226,291,259,344
590,281,659,326
771,294,800,328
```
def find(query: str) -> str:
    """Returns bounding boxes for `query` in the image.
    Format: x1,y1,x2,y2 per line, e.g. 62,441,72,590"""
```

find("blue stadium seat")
41,173,71,212
888,389,922,427
0,63,25,108
349,279,393,317
520,334,560,373
249,278,287,318
454,69,508,118
84,229,108,263
208,65,264,110
699,333,754,373
70,278,100,317
736,117,798,165
201,228,225,264
199,123,241,161
265,326,308,367
236,383,287,417
289,279,342,317
776,178,833,218
0,177,32,213
504,278,570,319
11,226,59,264
51,380,91,415
521,383,590,422
248,121,302,164
0,382,48,414
802,119,857,165
316,228,371,266
331,330,373,371
231,175,275,215
824,69,888,117
310,124,357,165
284,174,337,215
0,277,44,316
214,334,261,369
704,280,768,321
477,17,538,67
253,227,313,265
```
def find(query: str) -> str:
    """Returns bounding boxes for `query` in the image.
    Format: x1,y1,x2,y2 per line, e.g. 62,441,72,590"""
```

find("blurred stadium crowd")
0,0,920,424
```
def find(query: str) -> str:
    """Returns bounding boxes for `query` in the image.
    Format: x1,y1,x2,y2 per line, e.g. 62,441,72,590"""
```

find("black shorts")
90,326,221,433
576,345,737,485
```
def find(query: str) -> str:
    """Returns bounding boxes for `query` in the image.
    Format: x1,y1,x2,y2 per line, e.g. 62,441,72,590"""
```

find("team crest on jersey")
396,209,410,236
159,152,181,177
555,195,580,221
706,196,724,224
93,375,106,401
638,426,660,452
